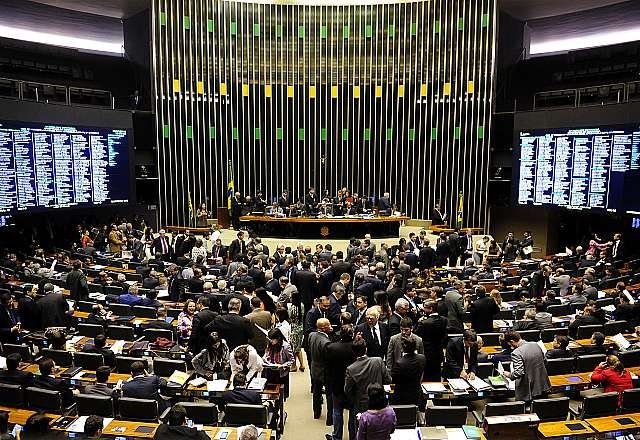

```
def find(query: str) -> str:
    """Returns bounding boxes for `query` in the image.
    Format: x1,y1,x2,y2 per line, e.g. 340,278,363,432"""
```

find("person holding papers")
230,344,263,382
443,330,479,380
122,361,170,412
262,328,294,399
502,331,551,402
192,332,230,379
391,337,425,406
221,372,262,406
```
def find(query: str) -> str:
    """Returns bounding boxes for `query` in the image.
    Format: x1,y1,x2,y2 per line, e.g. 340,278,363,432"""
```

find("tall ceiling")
499,0,631,21
25,0,149,19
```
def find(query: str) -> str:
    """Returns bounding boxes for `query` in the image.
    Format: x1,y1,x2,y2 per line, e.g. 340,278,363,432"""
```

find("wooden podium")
216,207,230,228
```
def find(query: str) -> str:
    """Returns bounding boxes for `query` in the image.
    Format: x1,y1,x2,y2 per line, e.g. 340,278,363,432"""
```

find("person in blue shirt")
117,285,143,306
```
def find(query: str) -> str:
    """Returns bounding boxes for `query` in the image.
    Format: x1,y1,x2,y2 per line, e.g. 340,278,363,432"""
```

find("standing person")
444,281,465,332
196,203,210,228
502,331,551,402
355,307,390,359
187,297,218,354
245,297,272,356
415,300,448,382
520,231,534,259
229,344,263,382
228,231,247,261
326,325,357,440
355,384,397,440
66,261,89,301
206,298,252,350
177,300,196,343
192,332,230,379
308,318,333,423
345,339,392,415
17,286,41,331
262,328,294,399
431,203,446,226
443,330,479,380
230,192,244,230
386,318,424,370
0,293,20,344
37,283,72,329
468,286,500,334
391,337,426,406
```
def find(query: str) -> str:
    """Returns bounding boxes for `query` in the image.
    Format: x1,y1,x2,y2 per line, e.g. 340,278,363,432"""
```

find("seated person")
140,289,162,308
83,415,104,440
46,329,67,350
543,290,561,306
187,268,205,294
221,372,261,406
144,307,174,331
0,353,34,386
512,308,538,331
534,302,553,329
153,404,209,440
582,331,611,356
568,305,601,339
82,334,116,367
591,355,633,406
33,358,75,407
230,344,263,382
83,366,119,397
0,410,12,439
122,361,169,412
118,285,143,306
86,304,112,327
192,332,231,380
491,334,513,367
442,329,478,380
20,413,66,439
142,271,160,290
545,335,574,360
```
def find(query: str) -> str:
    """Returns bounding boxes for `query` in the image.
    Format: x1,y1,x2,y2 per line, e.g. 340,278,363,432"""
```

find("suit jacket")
83,345,116,367
34,375,74,407
206,313,252,350
188,308,218,353
211,244,227,261
153,424,209,440
228,239,246,260
386,333,424,369
245,310,272,354
122,375,169,411
510,341,551,401
344,356,392,412
18,296,41,331
0,369,34,387
391,353,426,405
443,337,478,379
444,291,465,332
615,304,638,331
0,305,18,344
331,261,352,280
326,341,357,403
318,269,334,297
469,296,499,334
36,293,69,329
308,331,331,381
83,383,117,397
153,235,172,256
66,269,89,301
415,314,448,359
388,313,404,336
355,322,390,359
221,388,261,406
419,246,436,270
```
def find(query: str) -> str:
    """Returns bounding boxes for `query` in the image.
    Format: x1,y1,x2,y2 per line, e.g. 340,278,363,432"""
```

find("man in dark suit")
443,329,479,379
304,187,319,214
355,307,390,359
612,233,624,262
432,203,446,225
228,231,247,261
278,190,291,211
318,262,334,297
17,286,40,331
388,298,411,336
415,300,448,381
36,284,71,329
531,263,552,299
293,262,319,314
0,293,20,344
308,318,333,423
469,286,500,334
222,281,252,316
419,242,436,270
326,325,357,440
305,296,333,341
391,337,426,405
211,238,227,261
378,192,392,215
230,192,243,230
152,229,172,260
459,230,475,263
187,297,218,354
33,358,75,407
435,234,450,267
331,252,352,280
221,372,261,406
82,334,116,368
205,298,252,350
66,261,89,301
0,353,33,387
143,307,174,331
346,295,368,327
122,361,169,412
344,339,392,413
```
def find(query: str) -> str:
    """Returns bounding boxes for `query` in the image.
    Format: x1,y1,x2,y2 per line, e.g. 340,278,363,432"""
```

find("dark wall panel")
152,0,496,227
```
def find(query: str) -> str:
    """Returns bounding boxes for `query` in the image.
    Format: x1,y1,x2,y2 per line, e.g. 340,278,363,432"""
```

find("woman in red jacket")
590,355,633,406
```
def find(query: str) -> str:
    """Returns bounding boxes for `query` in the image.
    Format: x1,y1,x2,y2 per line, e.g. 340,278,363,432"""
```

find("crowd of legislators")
0,215,635,440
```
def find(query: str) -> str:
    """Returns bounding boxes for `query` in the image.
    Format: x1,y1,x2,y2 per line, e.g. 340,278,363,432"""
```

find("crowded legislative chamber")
3,1,640,439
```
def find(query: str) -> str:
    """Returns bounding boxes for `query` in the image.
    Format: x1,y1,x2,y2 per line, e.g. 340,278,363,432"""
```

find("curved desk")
240,215,410,238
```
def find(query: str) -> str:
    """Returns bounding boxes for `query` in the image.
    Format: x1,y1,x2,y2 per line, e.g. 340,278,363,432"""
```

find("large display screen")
0,120,130,214
515,124,640,212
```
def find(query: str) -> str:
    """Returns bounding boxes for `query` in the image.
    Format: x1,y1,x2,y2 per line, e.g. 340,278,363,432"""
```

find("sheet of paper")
610,333,631,349
156,289,169,298
390,428,419,440
497,361,504,374
110,340,126,354
447,378,470,390
537,340,547,354
207,379,228,392
0,356,6,369
383,384,391,393
422,383,447,393
248,377,267,390
467,377,491,391
66,416,113,433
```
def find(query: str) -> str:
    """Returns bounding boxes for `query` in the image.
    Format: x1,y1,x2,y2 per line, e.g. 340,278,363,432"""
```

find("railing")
0,77,113,109
533,80,640,111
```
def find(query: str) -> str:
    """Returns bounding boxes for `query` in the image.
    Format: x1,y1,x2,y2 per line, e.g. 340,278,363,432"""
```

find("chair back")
106,325,135,341
144,328,174,342
25,387,62,412
476,363,494,379
167,308,182,319
391,405,418,429
0,383,24,406
133,306,157,319
76,394,115,417
499,290,518,302
77,323,104,338
87,283,103,294
576,354,606,373
179,402,219,425
41,348,73,367
154,358,187,377
425,406,468,427
576,325,603,340
224,404,268,427
108,303,132,316
618,350,640,368
531,397,570,421
541,328,568,343
621,389,640,414
545,357,575,375
518,330,540,342
119,397,159,422
495,310,515,320
547,304,571,317
478,333,501,347
116,356,148,374
104,285,124,296
581,392,619,418
484,401,526,417
74,352,105,370
77,301,96,313
604,321,628,336
3,343,32,361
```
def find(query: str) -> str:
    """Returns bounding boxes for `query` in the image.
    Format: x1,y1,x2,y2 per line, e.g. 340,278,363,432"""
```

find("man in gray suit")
386,317,424,370
502,330,551,402
345,338,392,414
444,281,466,332
308,317,333,424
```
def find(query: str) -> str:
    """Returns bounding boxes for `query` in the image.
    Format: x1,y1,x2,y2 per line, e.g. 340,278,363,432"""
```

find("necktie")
372,326,379,345
468,237,472,250
162,238,168,254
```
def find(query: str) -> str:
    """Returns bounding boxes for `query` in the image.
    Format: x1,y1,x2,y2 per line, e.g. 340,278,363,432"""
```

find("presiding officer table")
240,215,410,238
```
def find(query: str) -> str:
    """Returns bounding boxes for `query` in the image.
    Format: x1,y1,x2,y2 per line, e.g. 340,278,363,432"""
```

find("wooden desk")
538,420,594,438
19,363,130,386
164,225,211,234
586,413,640,433
0,406,57,426
206,427,272,440
548,372,592,388
102,420,158,438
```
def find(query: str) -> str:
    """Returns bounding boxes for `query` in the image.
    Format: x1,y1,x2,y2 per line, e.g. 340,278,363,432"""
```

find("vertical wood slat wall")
152,0,496,228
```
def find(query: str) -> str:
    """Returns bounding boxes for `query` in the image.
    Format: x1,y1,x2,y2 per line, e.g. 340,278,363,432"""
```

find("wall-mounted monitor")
513,124,640,213
0,120,130,215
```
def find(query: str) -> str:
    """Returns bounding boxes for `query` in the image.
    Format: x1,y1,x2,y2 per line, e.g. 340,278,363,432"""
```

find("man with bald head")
355,307,390,359
308,318,333,423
